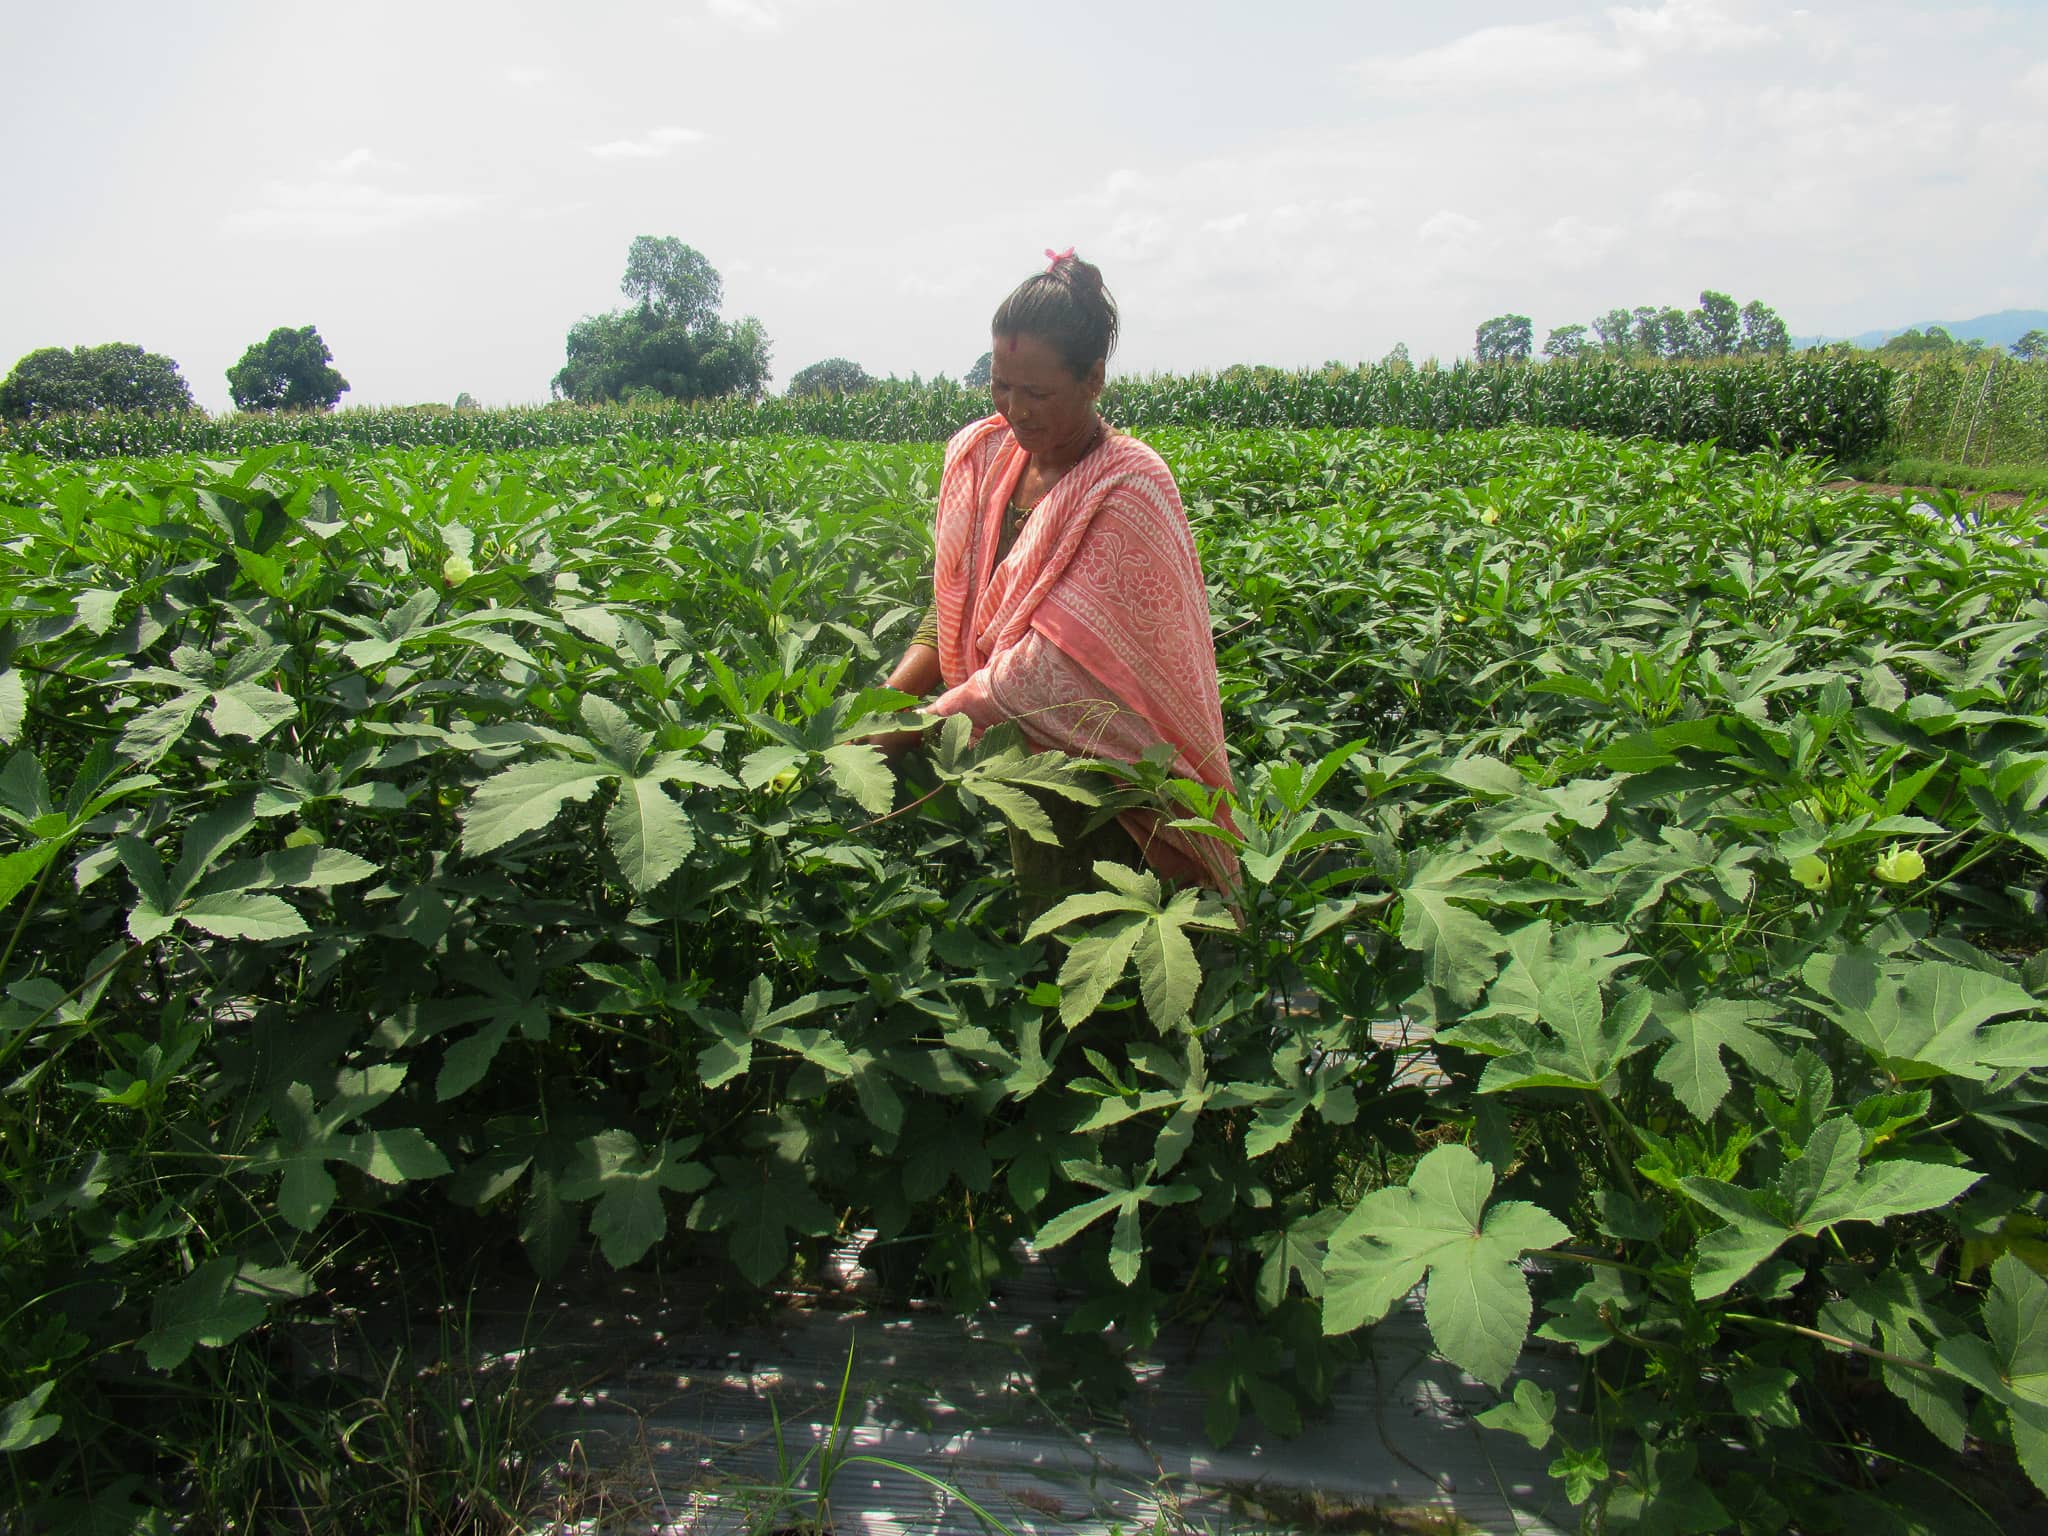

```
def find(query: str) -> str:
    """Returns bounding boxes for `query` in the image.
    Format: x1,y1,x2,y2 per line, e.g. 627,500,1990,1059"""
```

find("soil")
1820,479,2036,511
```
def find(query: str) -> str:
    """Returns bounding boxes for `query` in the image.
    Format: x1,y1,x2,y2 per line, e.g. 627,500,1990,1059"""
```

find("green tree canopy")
1475,314,1533,364
227,326,350,412
1691,291,1741,357
1632,306,1663,357
2009,329,2046,362
1593,309,1637,359
1656,307,1699,360
1543,324,1591,361
965,351,992,389
787,358,875,398
553,239,771,406
0,343,195,420
620,236,724,331
1737,301,1790,356
1880,326,1958,357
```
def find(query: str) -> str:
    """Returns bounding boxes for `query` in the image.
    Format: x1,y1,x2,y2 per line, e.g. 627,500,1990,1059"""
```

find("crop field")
3,423,2047,1533
1888,356,2048,469
0,352,1896,464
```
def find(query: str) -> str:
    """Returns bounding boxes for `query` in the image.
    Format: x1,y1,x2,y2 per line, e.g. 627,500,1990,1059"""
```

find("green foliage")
1323,1145,1567,1387
1475,313,1533,364
619,234,723,331
0,343,195,420
1888,356,2048,468
1,354,1902,464
788,357,877,398
226,324,349,411
2013,329,2048,363
1543,324,1590,361
0,421,2045,1530
1882,324,1991,359
553,237,771,405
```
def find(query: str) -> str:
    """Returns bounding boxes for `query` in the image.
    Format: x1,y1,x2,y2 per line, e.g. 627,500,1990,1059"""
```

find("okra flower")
441,553,474,586
1873,845,1926,884
1789,853,1830,891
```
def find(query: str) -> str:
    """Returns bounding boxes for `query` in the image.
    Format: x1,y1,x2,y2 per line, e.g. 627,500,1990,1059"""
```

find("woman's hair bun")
993,251,1119,378
1057,254,1105,298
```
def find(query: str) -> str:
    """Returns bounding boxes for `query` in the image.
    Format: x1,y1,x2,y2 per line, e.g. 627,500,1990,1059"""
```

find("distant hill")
1791,308,2048,351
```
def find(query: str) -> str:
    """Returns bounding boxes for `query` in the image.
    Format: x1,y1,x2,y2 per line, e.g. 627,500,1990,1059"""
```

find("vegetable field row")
0,354,1895,465
1,427,2044,1532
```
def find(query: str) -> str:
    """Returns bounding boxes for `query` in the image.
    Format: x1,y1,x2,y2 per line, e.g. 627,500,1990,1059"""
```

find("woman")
872,250,1238,896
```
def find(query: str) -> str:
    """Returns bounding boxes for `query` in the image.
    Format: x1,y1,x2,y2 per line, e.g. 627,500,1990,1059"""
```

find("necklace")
1012,418,1106,513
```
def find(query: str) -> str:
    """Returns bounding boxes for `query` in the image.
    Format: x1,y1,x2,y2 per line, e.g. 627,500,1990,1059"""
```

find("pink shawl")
927,415,1239,889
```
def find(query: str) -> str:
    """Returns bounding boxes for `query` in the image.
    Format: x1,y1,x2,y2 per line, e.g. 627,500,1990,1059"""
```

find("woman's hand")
859,642,943,759
863,724,930,760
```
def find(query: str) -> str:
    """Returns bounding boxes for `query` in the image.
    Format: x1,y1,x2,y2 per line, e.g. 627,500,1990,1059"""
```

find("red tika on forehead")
1004,335,1019,353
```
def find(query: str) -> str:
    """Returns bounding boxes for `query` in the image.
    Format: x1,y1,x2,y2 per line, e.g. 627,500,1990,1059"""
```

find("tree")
1632,306,1663,357
1657,307,1700,360
965,351,992,389
1880,326,1956,358
2009,329,2047,361
787,358,875,398
1738,301,1790,357
553,239,772,406
1474,314,1533,364
453,392,479,411
619,236,723,332
1383,342,1412,369
1692,291,1741,358
0,343,195,420
227,326,349,411
1543,324,1591,361
1593,310,1637,359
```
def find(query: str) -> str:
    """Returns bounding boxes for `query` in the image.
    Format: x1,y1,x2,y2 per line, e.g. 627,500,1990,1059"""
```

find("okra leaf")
1323,1143,1567,1388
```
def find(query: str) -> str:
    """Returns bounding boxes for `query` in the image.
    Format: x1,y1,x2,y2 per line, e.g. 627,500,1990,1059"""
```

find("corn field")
0,355,1895,464
1888,357,2048,467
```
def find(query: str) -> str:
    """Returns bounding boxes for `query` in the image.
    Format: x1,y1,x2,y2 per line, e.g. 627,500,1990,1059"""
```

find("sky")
3,0,2043,413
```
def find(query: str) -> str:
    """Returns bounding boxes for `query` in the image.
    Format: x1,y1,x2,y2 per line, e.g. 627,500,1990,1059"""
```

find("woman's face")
989,332,1104,457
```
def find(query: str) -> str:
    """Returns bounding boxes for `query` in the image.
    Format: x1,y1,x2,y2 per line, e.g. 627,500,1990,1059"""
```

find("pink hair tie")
1044,246,1075,271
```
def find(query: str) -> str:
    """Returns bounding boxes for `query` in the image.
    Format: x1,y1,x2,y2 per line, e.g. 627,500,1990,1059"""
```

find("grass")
1833,455,2048,498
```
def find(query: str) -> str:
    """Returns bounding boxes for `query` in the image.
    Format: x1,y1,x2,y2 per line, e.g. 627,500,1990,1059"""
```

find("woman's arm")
884,642,941,699
864,641,942,758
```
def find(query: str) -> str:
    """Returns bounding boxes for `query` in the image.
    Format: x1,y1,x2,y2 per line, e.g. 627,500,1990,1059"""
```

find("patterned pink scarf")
928,415,1238,889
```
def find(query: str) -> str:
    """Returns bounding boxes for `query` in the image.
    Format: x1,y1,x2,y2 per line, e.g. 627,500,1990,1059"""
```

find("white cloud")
225,178,475,239
1357,21,1640,93
1416,209,1485,247
503,65,551,87
587,126,708,160
1542,216,1627,270
2021,59,2048,99
1650,184,1732,235
1608,0,1779,53
1199,211,1251,237
323,146,377,177
1755,86,1959,178
896,270,977,300
706,0,781,30
1358,2,1782,95
1101,211,1172,263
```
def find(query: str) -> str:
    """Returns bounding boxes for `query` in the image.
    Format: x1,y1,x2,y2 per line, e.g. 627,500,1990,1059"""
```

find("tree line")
0,327,351,420
8,249,2043,421
1878,325,2046,362
0,236,963,421
1474,291,1793,365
